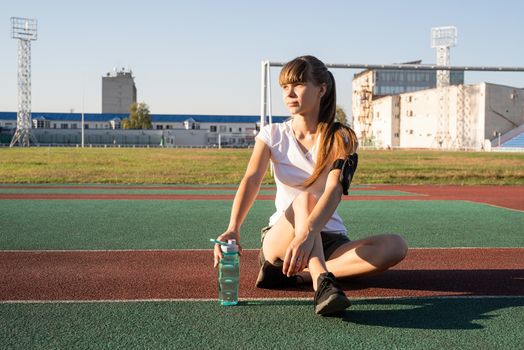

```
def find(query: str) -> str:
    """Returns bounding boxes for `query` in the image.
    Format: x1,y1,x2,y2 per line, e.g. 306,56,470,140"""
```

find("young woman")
213,55,407,316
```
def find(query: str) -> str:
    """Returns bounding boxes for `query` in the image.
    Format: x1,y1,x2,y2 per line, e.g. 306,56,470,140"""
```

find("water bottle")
218,239,240,306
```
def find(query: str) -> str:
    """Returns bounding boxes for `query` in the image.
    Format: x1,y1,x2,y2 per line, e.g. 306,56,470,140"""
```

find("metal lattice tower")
10,17,38,147
431,26,457,148
431,26,457,88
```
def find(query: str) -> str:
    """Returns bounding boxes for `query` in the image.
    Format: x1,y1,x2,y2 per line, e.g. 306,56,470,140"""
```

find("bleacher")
501,132,524,148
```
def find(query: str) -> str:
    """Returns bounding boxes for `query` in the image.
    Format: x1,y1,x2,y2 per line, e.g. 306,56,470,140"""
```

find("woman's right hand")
213,230,242,268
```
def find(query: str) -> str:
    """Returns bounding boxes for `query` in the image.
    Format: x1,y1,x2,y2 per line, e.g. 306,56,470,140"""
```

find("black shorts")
258,226,351,266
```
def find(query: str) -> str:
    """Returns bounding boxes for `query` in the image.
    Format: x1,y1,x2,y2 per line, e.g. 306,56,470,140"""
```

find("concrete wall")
385,83,523,150
484,83,524,142
369,95,400,148
102,74,137,114
399,89,439,148
14,128,249,147
31,129,164,146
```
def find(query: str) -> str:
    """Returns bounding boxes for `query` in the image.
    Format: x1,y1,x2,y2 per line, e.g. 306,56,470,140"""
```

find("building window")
409,130,414,135
34,119,49,128
210,125,217,132
394,133,400,138
61,123,69,129
238,127,242,132
84,124,89,129
219,125,227,132
110,120,121,129
156,125,164,130
71,124,77,129
165,125,170,129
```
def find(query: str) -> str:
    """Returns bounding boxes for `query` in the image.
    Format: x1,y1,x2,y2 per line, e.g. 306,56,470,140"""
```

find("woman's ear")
319,83,327,98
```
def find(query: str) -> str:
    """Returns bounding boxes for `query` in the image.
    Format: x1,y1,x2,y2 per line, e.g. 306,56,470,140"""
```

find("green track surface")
1,298,523,349
0,200,522,250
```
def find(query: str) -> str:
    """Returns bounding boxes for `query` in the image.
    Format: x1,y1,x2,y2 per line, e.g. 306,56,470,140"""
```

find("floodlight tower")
431,26,457,148
431,26,457,88
10,17,38,147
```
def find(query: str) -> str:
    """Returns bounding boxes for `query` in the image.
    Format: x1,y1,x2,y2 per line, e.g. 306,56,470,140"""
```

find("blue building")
0,112,288,147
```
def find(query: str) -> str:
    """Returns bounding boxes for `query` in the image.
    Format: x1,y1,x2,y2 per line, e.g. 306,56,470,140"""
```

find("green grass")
0,148,523,185
1,200,522,250
1,298,523,349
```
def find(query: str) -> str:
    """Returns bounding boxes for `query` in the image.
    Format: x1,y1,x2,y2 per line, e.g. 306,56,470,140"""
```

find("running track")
1,184,522,303
0,185,522,210
1,249,523,301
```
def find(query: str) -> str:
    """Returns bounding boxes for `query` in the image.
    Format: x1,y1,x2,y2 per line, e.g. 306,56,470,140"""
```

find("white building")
352,62,464,145
356,83,524,150
367,95,401,149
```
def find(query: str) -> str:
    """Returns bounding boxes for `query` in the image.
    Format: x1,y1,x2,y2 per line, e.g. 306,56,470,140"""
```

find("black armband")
330,153,358,195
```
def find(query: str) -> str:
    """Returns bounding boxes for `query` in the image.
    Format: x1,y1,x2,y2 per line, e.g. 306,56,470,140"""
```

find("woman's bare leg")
296,234,408,284
261,192,408,287
262,191,328,290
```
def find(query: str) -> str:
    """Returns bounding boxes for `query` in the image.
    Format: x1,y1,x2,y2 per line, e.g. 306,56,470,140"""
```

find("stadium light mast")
10,17,38,147
431,26,457,88
431,26,457,148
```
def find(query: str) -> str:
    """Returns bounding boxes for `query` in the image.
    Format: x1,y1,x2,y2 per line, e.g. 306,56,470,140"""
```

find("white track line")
462,200,524,213
1,295,522,305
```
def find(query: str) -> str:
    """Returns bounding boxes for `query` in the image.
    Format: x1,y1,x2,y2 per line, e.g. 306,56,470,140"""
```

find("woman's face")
281,81,325,116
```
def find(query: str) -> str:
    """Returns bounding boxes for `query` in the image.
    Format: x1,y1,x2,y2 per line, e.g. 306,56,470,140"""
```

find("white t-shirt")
256,119,347,235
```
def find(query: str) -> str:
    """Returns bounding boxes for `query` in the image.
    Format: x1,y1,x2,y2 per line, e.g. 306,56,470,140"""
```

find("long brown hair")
279,55,358,188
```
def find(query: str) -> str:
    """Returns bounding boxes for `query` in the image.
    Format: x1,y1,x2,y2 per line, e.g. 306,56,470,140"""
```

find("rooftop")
0,112,288,124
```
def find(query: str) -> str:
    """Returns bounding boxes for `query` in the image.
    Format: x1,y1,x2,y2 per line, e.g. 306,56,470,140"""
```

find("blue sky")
1,0,523,116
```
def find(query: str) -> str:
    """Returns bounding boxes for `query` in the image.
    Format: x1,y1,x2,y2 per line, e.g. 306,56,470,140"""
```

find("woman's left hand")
282,234,315,277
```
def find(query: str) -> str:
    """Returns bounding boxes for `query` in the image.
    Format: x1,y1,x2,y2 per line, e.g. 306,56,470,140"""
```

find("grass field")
0,147,523,185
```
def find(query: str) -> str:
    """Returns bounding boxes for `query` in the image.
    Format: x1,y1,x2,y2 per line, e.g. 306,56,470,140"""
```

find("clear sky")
1,0,523,117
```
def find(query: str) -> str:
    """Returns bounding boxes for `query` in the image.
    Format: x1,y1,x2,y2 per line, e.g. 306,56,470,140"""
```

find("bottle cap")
220,239,239,253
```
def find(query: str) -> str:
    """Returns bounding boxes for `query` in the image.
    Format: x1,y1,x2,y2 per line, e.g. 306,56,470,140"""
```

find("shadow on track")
339,297,524,330
342,269,524,296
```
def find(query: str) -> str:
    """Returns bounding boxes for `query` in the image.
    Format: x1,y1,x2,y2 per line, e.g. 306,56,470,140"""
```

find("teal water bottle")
218,239,240,306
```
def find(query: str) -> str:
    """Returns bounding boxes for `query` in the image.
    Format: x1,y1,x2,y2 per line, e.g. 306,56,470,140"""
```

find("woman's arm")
213,139,271,267
303,169,344,236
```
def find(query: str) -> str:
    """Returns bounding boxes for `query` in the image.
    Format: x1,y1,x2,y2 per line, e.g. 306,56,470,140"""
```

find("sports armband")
330,153,358,195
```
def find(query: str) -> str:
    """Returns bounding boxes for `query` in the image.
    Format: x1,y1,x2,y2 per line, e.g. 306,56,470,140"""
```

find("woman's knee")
261,224,294,264
383,234,408,266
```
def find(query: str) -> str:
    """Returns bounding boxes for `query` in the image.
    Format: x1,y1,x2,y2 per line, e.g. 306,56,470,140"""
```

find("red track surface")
378,185,524,211
1,249,522,301
0,185,522,210
0,185,241,190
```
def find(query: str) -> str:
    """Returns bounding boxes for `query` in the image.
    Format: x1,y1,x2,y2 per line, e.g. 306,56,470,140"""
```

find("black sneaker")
258,248,266,267
255,260,299,289
314,272,351,315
